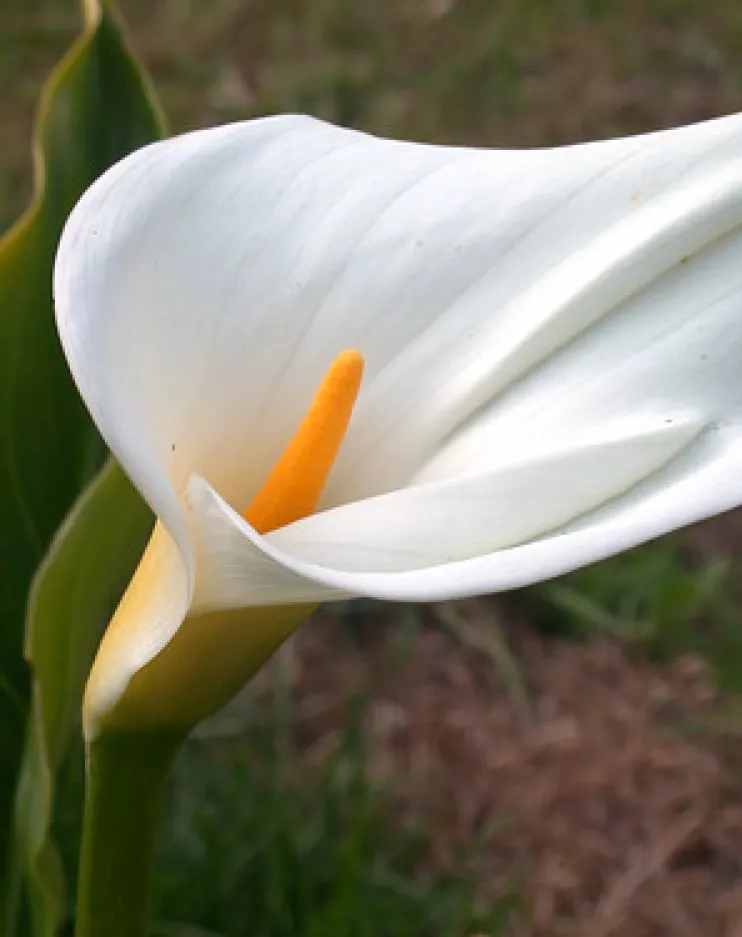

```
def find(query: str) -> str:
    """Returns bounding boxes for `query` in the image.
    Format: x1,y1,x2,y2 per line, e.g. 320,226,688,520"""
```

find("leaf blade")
18,460,152,937
0,0,163,928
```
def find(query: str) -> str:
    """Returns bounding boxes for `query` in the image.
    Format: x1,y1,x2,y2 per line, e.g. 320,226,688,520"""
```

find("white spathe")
55,112,742,685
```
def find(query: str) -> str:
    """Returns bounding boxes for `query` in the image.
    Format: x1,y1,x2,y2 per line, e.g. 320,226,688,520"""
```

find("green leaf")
0,0,163,927
17,460,153,937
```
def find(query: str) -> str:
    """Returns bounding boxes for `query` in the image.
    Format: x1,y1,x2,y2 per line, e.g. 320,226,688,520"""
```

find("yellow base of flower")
101,601,313,733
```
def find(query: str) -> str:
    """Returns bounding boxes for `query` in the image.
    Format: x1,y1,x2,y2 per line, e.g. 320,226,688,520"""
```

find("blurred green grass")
525,542,742,691
154,708,512,936
6,0,742,933
6,0,742,230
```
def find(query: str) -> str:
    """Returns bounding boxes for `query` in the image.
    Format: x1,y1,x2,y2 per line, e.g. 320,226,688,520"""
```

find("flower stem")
74,730,183,937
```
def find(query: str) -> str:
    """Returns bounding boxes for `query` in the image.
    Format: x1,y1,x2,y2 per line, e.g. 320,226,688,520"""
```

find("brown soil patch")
689,508,742,559
280,601,742,937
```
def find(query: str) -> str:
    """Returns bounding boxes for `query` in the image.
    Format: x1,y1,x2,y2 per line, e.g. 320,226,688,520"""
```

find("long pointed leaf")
0,0,163,926
17,460,152,937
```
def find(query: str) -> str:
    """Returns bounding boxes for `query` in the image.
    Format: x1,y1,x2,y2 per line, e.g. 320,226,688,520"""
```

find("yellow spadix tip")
244,349,365,534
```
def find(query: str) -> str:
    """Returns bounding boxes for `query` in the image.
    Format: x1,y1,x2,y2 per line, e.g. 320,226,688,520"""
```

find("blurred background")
6,1,742,935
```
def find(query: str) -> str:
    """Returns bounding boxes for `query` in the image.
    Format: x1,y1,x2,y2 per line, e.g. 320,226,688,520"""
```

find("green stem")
75,731,183,937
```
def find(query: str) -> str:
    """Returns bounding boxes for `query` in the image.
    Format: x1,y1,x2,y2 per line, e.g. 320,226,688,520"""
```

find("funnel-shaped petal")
54,113,742,732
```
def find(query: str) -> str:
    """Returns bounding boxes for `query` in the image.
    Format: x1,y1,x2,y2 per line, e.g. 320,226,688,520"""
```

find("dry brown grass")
288,605,742,936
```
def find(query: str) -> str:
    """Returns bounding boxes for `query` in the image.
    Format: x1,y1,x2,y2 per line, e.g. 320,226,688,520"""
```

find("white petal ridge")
188,422,742,606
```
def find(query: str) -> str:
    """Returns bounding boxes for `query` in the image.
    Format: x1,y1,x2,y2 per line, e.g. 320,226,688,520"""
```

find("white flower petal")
417,207,742,484
333,141,742,498
188,423,742,607
55,112,742,544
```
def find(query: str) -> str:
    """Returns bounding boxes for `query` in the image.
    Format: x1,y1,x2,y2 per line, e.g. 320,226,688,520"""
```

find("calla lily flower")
55,113,742,737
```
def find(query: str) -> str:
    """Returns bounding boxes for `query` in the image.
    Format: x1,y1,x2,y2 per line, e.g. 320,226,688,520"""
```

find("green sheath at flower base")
75,602,313,937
